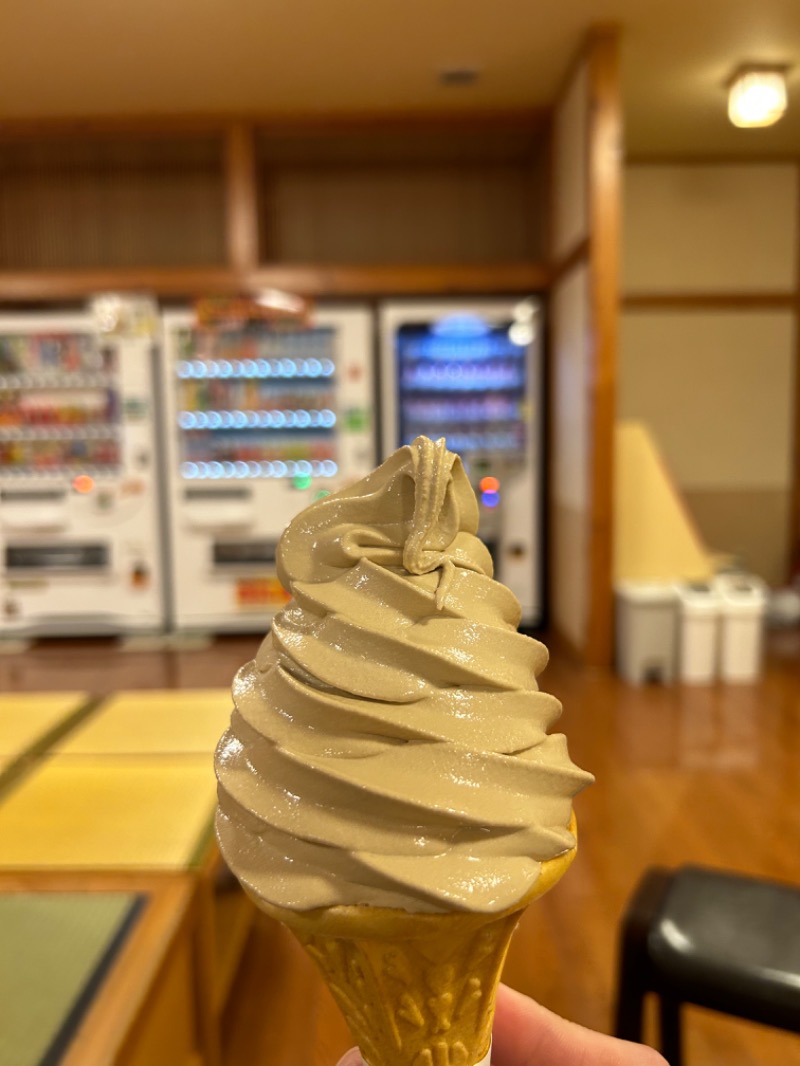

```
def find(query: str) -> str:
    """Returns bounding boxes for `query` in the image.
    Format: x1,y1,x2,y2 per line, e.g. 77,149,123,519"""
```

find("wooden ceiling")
1,0,799,155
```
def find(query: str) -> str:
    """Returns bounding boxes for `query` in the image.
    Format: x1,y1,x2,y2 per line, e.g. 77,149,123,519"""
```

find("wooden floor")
3,629,800,1065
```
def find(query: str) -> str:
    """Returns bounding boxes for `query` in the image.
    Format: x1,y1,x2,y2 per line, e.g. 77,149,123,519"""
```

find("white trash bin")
714,574,768,683
615,582,678,685
675,582,721,684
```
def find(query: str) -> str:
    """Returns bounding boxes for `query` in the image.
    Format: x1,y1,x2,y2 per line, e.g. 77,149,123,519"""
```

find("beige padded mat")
54,689,231,756
0,754,216,870
0,692,88,756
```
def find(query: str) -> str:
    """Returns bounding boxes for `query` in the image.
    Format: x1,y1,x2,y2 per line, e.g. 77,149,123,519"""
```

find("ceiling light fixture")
728,66,788,128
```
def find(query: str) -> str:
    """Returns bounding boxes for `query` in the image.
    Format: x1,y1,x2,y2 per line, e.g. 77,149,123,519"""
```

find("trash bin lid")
615,581,678,604
675,581,722,614
713,573,768,607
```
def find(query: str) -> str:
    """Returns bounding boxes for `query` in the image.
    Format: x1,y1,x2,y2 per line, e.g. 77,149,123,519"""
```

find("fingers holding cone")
491,984,667,1066
335,984,667,1066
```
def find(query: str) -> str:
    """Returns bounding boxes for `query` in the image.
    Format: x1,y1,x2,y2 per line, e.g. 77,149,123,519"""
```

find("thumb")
335,1049,363,1066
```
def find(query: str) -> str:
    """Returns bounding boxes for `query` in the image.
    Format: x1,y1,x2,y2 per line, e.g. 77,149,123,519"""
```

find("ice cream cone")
251,815,577,1066
214,439,593,1065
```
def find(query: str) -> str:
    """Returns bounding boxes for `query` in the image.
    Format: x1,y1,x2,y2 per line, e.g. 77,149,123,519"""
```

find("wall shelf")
0,262,551,302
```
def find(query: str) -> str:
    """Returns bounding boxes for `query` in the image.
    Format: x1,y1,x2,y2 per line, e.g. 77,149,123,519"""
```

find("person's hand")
490,983,666,1065
335,983,666,1066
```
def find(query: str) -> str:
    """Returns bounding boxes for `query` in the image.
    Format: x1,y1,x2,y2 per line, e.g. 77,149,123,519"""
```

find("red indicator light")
479,476,500,493
72,474,95,495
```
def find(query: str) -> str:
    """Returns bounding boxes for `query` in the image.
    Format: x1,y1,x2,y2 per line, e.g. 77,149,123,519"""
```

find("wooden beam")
0,108,546,141
247,262,551,297
585,25,623,669
552,236,591,284
623,291,796,311
0,268,242,302
0,262,552,303
224,123,260,274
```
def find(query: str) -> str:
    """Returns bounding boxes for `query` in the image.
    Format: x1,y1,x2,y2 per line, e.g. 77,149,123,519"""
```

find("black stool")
614,865,800,1065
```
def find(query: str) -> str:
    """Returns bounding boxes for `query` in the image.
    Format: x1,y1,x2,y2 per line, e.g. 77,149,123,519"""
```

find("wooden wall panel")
261,159,545,265
0,136,226,270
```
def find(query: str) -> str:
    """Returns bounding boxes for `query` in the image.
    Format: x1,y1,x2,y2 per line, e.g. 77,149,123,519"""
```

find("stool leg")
613,955,646,1042
658,996,683,1066
614,870,674,1045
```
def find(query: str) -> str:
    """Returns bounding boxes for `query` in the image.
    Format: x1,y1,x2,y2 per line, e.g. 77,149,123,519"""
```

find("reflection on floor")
1,630,799,1066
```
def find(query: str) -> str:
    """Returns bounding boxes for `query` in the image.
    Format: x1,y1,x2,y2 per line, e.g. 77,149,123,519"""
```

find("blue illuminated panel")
397,316,527,457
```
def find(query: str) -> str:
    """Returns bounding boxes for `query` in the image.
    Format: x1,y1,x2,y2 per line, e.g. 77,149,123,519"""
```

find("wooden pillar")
548,26,623,666
585,27,622,666
224,122,259,276
790,175,800,581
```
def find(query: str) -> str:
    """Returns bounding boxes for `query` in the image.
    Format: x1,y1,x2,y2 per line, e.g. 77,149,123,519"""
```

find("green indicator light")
313,488,331,501
293,474,313,490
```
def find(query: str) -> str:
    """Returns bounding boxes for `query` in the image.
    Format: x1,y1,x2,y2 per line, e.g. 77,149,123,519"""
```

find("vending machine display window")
172,325,340,483
0,333,122,476
395,315,527,460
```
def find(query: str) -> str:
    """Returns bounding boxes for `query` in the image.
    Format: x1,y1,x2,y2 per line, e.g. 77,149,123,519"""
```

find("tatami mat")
0,754,217,870
54,688,231,756
0,692,89,757
0,892,140,1066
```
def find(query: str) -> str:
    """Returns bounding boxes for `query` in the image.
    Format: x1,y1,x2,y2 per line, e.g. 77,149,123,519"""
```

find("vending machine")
160,304,375,632
0,312,164,636
379,298,544,627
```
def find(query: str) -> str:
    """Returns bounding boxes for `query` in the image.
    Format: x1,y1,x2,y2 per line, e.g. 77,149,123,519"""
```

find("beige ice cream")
215,436,592,1065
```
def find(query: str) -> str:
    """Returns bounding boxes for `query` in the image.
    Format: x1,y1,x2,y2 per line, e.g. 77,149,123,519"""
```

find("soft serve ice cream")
215,436,592,917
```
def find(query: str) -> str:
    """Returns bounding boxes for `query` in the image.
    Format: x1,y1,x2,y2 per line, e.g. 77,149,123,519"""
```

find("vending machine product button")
72,474,95,494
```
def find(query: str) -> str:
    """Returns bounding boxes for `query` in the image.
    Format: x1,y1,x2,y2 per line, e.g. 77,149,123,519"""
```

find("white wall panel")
619,310,795,490
551,262,591,647
553,263,591,508
623,164,798,293
552,61,589,261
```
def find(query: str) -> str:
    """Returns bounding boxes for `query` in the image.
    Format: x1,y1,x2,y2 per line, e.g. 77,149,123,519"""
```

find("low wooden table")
0,688,255,1066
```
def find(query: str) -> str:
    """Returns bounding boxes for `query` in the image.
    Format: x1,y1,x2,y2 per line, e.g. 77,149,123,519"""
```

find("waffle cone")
251,815,578,1066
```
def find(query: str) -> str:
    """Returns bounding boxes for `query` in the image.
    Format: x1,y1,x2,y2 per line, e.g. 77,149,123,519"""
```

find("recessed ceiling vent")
438,67,481,87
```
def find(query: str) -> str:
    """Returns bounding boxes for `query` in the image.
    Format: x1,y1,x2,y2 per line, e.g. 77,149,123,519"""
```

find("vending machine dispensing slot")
5,543,110,572
212,540,278,568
